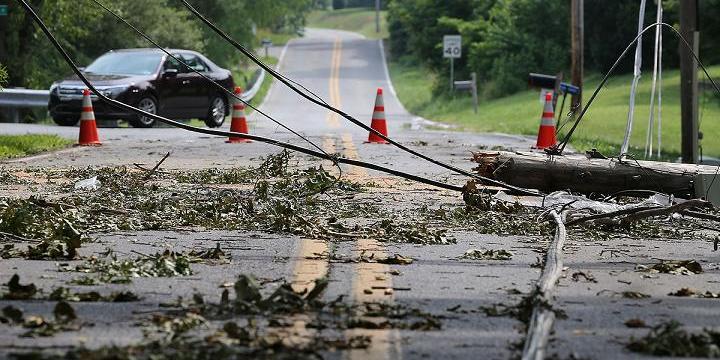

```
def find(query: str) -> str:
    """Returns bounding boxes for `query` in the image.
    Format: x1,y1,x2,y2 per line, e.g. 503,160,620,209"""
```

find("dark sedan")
48,48,234,128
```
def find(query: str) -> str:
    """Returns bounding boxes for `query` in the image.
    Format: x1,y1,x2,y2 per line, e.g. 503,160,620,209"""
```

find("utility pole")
680,0,699,164
375,0,380,34
570,0,584,110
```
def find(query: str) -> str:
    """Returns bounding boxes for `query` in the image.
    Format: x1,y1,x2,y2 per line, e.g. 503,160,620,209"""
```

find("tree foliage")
0,63,7,90
0,0,311,89
388,0,720,98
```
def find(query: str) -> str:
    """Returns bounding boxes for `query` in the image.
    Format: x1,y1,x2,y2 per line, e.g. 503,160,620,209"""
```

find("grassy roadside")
389,60,720,158
307,8,388,39
255,28,297,47
231,56,278,115
0,134,72,159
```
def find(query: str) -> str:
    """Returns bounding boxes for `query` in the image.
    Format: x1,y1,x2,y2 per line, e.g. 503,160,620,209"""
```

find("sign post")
443,35,462,91
261,39,272,58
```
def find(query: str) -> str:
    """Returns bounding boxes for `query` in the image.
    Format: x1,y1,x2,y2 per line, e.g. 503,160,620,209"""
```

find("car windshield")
84,52,163,75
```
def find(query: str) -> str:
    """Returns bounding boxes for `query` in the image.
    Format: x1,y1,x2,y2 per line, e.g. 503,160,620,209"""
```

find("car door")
157,55,184,118
177,53,210,118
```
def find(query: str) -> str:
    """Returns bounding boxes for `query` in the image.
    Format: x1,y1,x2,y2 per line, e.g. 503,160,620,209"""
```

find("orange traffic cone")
535,92,557,149
366,88,389,144
77,89,101,146
226,87,251,143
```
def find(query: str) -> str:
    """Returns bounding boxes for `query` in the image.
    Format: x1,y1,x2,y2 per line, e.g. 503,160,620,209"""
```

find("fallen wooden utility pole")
472,151,719,198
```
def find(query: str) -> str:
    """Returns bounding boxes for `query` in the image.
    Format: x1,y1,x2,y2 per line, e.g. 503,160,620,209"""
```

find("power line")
554,22,720,157
179,0,541,197
17,0,464,193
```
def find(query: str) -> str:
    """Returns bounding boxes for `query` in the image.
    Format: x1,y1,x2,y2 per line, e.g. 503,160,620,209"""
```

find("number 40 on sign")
443,35,462,59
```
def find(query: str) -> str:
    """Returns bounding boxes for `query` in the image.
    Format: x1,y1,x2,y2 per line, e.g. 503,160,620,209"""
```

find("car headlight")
100,85,130,99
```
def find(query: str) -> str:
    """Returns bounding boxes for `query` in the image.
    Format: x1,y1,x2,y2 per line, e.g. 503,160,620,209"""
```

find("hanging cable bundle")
553,23,720,157
645,1,663,158
620,0,647,156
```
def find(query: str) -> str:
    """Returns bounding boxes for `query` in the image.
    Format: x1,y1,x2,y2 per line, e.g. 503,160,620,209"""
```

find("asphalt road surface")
1,28,719,360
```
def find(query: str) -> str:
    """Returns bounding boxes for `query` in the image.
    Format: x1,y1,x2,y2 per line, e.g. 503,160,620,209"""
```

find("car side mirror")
163,68,179,78
78,67,86,72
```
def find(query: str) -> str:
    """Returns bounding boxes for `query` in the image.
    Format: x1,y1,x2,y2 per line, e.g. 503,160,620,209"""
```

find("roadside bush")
0,64,6,90
333,0,347,10
388,0,720,99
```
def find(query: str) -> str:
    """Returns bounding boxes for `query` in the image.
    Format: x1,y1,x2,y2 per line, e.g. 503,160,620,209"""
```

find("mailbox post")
454,72,478,114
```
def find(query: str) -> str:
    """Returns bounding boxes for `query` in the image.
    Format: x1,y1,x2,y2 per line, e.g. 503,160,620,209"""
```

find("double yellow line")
326,38,342,129
292,37,398,359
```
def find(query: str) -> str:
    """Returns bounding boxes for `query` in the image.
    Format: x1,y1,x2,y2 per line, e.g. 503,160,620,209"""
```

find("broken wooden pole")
472,151,719,198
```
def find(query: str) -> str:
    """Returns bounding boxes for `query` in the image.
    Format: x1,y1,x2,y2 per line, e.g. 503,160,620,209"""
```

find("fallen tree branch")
566,199,713,227
680,210,720,223
133,151,172,178
566,206,656,227
0,231,42,243
619,199,712,225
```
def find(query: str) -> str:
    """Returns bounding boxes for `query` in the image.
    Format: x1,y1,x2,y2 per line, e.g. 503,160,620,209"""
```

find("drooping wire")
87,0,333,164
179,0,541,197
17,0,464,193
87,0,344,197
555,22,720,156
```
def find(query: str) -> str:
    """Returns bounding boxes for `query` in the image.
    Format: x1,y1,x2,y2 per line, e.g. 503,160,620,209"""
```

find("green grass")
389,60,720,159
0,134,72,159
255,28,297,47
306,8,388,39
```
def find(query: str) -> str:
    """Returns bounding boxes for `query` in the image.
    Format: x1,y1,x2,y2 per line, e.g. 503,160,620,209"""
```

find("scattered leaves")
459,249,512,261
636,260,703,275
625,318,647,328
376,254,414,265
627,321,720,357
668,288,720,298
3,274,37,300
49,287,139,302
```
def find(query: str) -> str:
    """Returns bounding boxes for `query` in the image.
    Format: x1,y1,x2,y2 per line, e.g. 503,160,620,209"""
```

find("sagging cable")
17,0,463,193
86,0,341,197
179,0,541,197
88,0,332,165
555,22,720,156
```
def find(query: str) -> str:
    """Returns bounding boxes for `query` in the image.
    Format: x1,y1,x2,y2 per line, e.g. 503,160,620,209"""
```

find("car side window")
163,56,182,71
179,54,209,73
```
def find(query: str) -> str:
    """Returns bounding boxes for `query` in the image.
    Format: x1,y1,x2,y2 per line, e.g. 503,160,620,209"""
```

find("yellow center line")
279,239,328,347
339,122,397,359
346,240,399,360
326,38,342,129
341,133,367,178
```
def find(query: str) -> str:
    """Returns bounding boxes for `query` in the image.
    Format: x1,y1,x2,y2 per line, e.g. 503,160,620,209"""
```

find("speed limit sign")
443,35,462,59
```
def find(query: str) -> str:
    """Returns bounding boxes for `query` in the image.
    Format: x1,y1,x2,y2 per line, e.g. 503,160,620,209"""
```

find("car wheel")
52,116,78,127
128,96,158,128
204,95,227,128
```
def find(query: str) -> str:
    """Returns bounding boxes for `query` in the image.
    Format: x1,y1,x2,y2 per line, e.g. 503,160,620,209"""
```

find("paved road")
2,28,719,360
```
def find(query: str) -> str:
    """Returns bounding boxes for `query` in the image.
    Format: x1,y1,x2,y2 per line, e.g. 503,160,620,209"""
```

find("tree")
0,63,7,90
333,0,346,10
1,0,204,88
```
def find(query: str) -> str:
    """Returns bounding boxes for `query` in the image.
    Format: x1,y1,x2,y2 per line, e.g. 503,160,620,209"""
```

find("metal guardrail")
240,68,265,103
0,70,267,123
0,88,50,108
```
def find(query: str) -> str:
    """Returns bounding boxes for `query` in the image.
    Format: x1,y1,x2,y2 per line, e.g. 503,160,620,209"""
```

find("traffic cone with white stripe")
535,92,557,149
226,87,251,143
77,89,101,146
366,88,389,144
